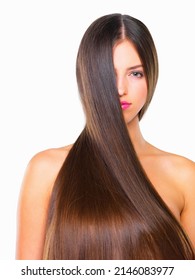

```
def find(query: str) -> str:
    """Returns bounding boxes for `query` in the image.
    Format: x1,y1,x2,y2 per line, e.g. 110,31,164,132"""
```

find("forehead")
113,39,141,69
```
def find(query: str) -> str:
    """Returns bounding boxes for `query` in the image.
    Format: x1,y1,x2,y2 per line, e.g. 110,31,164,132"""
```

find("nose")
117,77,127,97
118,87,126,96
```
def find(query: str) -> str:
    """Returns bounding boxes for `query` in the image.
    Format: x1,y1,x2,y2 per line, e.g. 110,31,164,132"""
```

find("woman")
16,13,195,259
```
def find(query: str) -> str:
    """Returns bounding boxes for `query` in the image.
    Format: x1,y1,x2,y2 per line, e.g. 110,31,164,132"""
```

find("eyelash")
129,71,144,78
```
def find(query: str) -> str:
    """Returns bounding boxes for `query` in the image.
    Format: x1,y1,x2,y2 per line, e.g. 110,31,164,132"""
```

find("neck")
126,116,148,157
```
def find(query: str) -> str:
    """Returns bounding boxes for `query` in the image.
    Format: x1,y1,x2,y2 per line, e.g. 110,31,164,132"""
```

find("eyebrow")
114,64,143,73
127,64,143,70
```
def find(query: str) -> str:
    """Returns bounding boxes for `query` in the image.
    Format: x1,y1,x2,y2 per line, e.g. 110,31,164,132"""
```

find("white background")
0,0,194,260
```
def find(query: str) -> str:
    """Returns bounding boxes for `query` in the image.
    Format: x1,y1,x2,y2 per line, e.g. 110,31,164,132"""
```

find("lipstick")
120,101,131,110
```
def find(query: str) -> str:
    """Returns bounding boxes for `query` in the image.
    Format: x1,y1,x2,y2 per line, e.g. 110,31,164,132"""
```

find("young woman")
16,13,195,259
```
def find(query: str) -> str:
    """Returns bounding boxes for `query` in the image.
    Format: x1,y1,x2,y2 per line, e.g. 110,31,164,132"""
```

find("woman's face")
113,39,147,124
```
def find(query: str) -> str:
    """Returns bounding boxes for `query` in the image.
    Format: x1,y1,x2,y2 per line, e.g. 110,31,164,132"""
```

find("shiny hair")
43,14,194,259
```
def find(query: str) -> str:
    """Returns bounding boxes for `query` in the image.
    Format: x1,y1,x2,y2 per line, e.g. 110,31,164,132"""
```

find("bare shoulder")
141,144,195,213
140,144,195,246
30,144,73,170
26,144,73,192
152,147,195,190
153,149,195,247
19,143,73,211
161,151,195,207
142,143,195,183
16,144,73,259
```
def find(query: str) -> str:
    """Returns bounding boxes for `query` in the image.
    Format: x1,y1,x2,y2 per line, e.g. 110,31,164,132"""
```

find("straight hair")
43,14,194,259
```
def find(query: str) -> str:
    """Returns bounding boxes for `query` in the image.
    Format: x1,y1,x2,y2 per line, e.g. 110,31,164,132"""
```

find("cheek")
132,83,148,106
140,90,147,105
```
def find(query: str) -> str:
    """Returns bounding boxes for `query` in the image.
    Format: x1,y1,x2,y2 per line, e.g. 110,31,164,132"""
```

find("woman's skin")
16,39,195,259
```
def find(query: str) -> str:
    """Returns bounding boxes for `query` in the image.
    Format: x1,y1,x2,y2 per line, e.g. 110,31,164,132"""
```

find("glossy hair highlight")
43,14,194,259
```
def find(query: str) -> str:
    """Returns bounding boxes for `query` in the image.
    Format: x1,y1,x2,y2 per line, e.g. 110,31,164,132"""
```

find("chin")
124,114,139,126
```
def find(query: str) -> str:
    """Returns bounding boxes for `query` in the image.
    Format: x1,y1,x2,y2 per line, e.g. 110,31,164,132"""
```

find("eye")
129,71,144,78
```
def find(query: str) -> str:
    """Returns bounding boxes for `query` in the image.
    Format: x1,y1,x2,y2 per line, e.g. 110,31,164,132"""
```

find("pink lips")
120,101,131,110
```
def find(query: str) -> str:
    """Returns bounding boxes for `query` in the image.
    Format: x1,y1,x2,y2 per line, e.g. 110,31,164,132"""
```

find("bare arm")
16,149,66,259
180,160,195,249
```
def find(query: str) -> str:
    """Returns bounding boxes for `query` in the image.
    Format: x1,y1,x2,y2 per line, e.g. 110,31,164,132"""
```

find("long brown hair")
43,14,194,259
